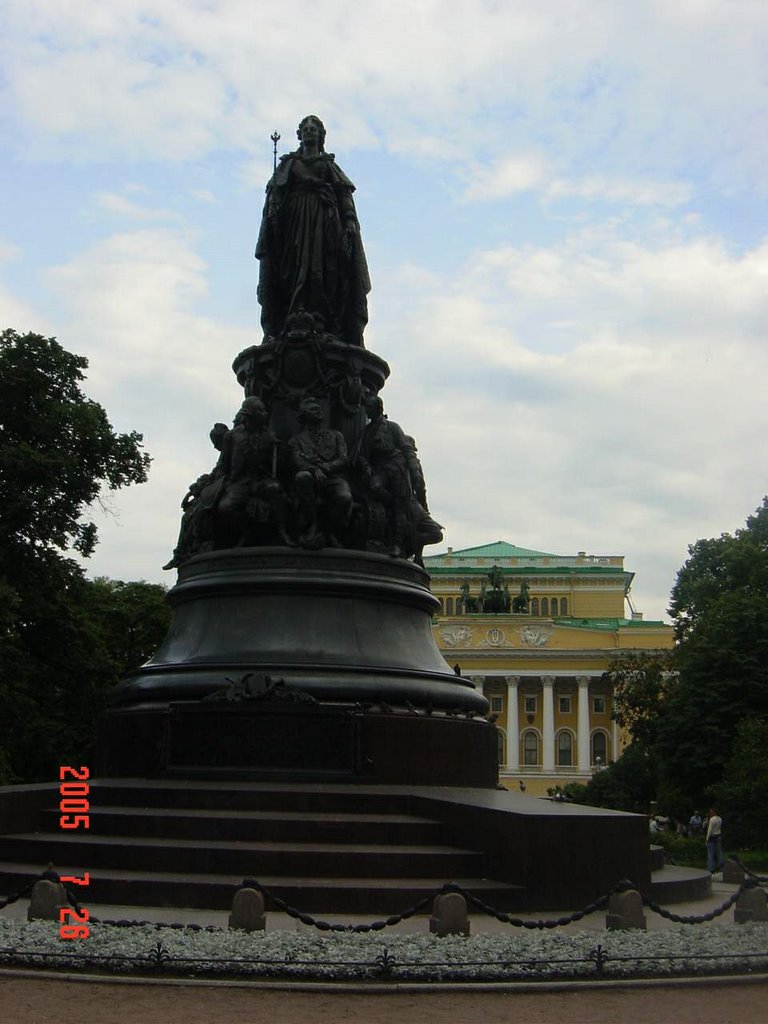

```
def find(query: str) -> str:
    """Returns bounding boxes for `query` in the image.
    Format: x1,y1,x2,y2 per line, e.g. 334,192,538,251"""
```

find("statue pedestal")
98,548,496,786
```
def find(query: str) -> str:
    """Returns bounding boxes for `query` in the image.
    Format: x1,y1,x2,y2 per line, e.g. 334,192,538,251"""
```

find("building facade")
424,541,674,796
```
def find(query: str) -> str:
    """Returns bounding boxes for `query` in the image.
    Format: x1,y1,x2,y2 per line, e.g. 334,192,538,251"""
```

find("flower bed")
1,919,767,982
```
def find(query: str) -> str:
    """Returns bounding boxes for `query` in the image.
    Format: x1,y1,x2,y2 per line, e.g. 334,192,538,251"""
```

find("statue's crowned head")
297,114,326,152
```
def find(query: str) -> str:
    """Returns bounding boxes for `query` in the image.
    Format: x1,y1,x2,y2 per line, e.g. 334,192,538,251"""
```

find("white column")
577,676,591,772
505,676,520,771
541,676,555,771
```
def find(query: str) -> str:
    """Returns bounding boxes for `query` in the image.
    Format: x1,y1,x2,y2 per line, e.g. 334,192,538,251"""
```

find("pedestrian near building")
705,807,723,873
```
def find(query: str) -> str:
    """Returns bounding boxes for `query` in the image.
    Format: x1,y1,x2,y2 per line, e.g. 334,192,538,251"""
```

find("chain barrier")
0,869,222,932
240,876,437,932
731,856,768,885
3,867,766,935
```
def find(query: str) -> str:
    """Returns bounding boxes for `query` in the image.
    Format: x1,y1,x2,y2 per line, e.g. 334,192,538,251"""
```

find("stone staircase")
0,779,524,914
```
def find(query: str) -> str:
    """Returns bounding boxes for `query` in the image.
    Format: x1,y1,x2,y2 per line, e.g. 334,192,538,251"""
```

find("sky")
2,0,768,623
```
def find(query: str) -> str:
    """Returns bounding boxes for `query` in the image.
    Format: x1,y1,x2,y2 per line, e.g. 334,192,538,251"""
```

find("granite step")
37,806,446,846
0,831,483,880
86,780,423,815
0,860,525,915
649,864,712,904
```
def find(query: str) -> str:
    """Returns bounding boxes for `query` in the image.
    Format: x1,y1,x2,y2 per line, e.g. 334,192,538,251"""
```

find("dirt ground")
1,973,767,1024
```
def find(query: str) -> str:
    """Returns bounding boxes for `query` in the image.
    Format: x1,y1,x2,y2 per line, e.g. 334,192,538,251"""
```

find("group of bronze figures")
165,115,442,569
164,389,442,567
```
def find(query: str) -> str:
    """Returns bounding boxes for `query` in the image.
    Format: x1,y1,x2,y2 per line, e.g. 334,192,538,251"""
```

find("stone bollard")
429,892,470,937
229,887,266,932
734,886,768,924
722,858,746,884
27,879,69,922
605,889,647,930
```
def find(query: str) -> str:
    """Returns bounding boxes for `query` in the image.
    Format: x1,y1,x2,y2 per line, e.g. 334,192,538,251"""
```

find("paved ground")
1,973,767,1023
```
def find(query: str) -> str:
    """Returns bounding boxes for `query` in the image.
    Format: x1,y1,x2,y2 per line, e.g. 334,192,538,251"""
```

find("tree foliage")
710,717,768,848
0,328,158,782
563,742,658,814
606,650,676,751
0,328,150,558
590,500,768,840
660,499,768,813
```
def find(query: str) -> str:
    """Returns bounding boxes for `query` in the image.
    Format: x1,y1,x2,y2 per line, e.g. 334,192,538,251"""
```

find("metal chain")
5,868,763,934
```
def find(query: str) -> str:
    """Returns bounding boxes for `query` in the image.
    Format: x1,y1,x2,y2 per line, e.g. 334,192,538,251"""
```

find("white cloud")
546,177,692,208
462,154,548,201
2,2,767,195
96,192,184,222
370,220,768,619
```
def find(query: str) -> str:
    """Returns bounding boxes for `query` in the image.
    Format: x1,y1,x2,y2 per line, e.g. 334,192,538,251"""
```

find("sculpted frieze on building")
518,625,552,647
439,625,475,648
479,627,513,648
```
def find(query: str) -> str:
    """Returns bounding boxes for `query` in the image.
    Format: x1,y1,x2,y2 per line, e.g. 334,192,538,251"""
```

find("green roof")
426,541,556,560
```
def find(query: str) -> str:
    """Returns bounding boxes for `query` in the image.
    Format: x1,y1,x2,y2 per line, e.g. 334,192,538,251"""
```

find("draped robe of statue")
256,151,371,347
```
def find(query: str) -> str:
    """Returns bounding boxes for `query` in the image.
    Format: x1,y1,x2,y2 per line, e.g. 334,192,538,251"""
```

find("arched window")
530,598,539,615
541,597,549,616
556,731,573,766
551,598,559,615
560,597,568,616
497,729,506,767
523,730,539,766
446,597,454,615
592,731,608,765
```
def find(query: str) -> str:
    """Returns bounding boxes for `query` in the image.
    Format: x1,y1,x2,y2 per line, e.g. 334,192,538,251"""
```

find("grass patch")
654,833,768,873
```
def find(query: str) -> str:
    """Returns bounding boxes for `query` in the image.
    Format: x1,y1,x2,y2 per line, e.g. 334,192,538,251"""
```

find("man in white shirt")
705,808,723,873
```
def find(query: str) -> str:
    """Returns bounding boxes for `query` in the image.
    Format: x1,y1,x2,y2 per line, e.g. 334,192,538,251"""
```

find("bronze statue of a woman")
255,114,371,347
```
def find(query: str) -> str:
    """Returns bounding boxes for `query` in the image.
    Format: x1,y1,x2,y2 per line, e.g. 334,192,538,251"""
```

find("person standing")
705,807,723,873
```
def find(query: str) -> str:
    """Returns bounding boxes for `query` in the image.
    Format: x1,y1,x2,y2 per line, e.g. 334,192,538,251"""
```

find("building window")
523,730,539,766
551,598,559,615
446,597,454,615
560,597,568,615
593,696,606,714
490,696,504,713
558,696,571,714
592,731,608,765
530,598,539,615
524,695,537,715
556,731,573,766
541,597,549,615
497,729,506,766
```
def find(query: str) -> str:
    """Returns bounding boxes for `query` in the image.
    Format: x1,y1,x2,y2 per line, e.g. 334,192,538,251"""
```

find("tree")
0,328,150,558
563,742,658,813
660,499,768,809
0,329,153,782
606,650,676,752
710,717,768,848
585,500,768,822
80,578,171,676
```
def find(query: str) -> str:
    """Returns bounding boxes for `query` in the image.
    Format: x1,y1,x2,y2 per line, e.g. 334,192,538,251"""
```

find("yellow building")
424,541,674,796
